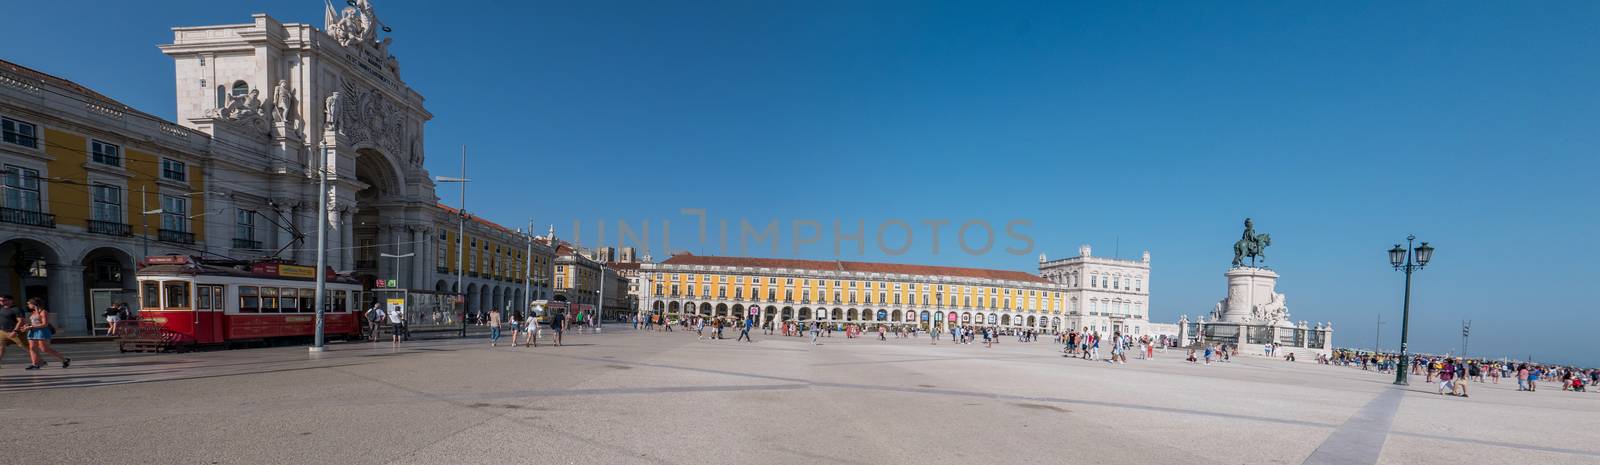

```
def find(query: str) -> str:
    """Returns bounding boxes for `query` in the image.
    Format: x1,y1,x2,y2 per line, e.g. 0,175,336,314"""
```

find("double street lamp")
1388,234,1435,386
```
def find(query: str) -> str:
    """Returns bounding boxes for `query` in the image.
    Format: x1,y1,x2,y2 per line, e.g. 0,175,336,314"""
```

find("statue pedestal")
1197,266,1333,360
1219,267,1284,325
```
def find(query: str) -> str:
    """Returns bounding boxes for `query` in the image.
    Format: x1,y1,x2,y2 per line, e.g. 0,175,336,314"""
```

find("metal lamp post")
380,252,415,286
436,146,469,337
309,143,333,352
1388,234,1435,386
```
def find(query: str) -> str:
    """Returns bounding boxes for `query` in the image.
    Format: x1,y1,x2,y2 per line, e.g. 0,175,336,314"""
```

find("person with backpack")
365,302,385,342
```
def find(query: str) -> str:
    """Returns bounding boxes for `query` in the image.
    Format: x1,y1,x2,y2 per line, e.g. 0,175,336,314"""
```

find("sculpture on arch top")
325,0,379,47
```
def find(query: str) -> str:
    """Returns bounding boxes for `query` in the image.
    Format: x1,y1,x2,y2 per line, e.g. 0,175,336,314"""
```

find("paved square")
4,328,1596,465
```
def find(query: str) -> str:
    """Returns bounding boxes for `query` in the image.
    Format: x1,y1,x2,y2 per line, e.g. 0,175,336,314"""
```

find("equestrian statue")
1232,217,1272,268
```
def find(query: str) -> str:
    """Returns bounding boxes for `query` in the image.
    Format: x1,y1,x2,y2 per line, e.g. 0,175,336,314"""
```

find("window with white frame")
437,233,448,267
161,195,188,232
91,140,121,166
161,159,187,182
1,117,38,148
91,183,122,222
3,165,42,211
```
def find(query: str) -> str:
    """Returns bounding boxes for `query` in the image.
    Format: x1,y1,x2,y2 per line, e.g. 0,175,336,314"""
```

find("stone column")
47,265,87,336
412,226,428,292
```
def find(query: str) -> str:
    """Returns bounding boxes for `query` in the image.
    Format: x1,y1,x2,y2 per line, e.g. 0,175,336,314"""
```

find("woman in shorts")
23,297,70,370
508,311,524,347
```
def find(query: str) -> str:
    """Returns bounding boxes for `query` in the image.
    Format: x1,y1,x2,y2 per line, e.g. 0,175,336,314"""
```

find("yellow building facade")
640,253,1069,331
2,59,215,336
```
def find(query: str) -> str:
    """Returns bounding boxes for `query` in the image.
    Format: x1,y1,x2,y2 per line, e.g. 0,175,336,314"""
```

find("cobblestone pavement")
4,327,1596,465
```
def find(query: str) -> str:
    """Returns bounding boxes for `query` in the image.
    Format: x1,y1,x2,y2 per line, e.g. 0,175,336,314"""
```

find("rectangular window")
279,288,299,312
300,289,315,312
91,184,122,222
163,281,190,308
239,286,259,313
260,287,278,312
160,159,187,182
197,285,213,310
2,165,42,211
91,140,122,166
235,209,255,241
141,281,161,308
161,195,188,232
1,117,38,148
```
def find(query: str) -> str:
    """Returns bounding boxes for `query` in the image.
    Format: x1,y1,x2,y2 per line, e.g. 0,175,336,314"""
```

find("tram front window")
141,281,160,309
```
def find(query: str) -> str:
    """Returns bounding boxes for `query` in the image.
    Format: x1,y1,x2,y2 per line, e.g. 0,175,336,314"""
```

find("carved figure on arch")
324,91,342,132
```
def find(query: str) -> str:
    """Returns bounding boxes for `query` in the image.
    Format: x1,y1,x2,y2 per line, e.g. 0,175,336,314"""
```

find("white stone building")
1037,245,1153,337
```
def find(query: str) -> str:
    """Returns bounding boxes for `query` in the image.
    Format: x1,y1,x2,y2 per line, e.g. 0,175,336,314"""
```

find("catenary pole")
311,142,329,352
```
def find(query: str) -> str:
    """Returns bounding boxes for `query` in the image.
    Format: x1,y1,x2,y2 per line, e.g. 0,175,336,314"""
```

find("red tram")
134,255,364,347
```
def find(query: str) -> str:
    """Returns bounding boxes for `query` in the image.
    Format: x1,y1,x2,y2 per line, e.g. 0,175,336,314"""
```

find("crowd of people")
631,312,1075,347
628,313,1186,371
1324,349,1596,397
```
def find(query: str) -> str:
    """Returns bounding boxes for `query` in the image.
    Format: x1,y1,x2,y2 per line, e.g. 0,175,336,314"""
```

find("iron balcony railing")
355,260,378,270
1,207,55,228
232,238,262,249
86,219,130,236
158,229,195,244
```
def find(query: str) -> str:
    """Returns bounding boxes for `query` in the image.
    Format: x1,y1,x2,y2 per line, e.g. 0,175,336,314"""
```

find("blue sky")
5,1,1598,364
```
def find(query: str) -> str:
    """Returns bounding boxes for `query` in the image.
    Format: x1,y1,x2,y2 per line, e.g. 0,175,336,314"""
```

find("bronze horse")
1233,233,1271,268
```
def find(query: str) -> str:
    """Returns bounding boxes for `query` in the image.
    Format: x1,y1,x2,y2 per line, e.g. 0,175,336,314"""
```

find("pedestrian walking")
509,311,525,346
527,310,543,347
488,308,503,347
550,311,566,347
809,322,821,345
365,302,385,342
0,295,27,369
21,298,70,369
737,317,753,342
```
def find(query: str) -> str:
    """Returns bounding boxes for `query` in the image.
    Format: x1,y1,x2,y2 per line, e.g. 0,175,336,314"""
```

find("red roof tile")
436,203,521,237
658,253,1050,284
